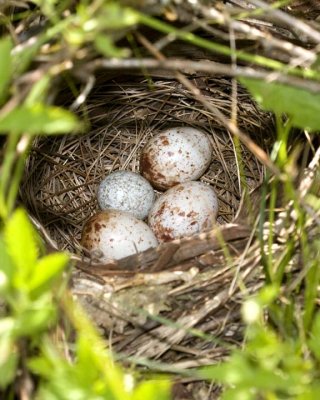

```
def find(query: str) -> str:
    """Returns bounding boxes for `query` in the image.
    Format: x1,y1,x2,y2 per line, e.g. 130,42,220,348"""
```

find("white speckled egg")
140,127,212,190
81,210,158,262
97,170,155,220
148,181,218,242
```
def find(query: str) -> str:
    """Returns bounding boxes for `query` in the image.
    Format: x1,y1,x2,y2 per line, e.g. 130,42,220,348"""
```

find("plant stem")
134,11,320,80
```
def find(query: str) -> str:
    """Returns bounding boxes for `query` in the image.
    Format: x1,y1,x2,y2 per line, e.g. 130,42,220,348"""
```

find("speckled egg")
81,210,158,263
140,127,212,190
148,181,218,242
97,170,155,220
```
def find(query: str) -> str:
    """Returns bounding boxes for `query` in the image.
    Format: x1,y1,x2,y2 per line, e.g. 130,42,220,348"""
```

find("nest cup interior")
21,75,272,257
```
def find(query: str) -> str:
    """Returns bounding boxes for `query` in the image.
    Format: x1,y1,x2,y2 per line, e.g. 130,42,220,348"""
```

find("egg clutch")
81,127,219,263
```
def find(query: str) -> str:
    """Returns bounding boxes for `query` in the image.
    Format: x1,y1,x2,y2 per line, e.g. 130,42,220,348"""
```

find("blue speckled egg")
97,171,155,220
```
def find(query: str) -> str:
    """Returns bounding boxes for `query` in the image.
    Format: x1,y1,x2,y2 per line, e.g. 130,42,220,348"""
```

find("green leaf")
28,356,53,378
5,209,38,289
12,36,43,76
0,317,15,336
133,380,171,400
30,339,117,400
0,351,18,388
0,235,14,287
0,318,17,388
304,258,320,331
222,387,256,400
29,252,69,295
26,74,51,105
0,37,13,106
0,104,82,135
76,333,129,400
98,4,138,29
305,194,320,211
14,293,57,335
94,35,129,58
296,386,320,400
75,335,103,384
240,78,320,131
200,352,291,391
309,313,320,361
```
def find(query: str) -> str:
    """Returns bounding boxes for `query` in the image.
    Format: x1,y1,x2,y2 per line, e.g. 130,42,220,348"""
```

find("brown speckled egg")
81,210,158,262
140,127,212,190
148,181,218,242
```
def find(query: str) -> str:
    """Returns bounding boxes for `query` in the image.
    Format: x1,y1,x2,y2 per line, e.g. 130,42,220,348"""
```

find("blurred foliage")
0,209,171,399
240,78,320,132
199,289,320,399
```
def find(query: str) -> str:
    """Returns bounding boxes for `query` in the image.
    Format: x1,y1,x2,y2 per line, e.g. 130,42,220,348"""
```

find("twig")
28,213,59,251
198,3,316,65
248,0,320,43
89,57,320,93
70,75,96,111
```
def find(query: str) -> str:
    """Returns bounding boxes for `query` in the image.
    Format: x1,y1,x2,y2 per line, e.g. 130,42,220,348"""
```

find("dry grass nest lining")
22,76,271,254
21,75,273,363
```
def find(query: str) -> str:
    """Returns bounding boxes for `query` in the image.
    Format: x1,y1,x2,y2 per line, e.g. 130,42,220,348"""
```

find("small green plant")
194,76,320,399
0,208,171,399
198,287,320,399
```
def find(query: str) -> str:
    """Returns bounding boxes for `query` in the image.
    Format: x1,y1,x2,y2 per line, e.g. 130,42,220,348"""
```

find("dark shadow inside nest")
21,74,274,255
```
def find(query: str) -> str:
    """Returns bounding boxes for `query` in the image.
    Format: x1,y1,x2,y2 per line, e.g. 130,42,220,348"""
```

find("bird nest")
21,74,274,391
22,76,271,250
